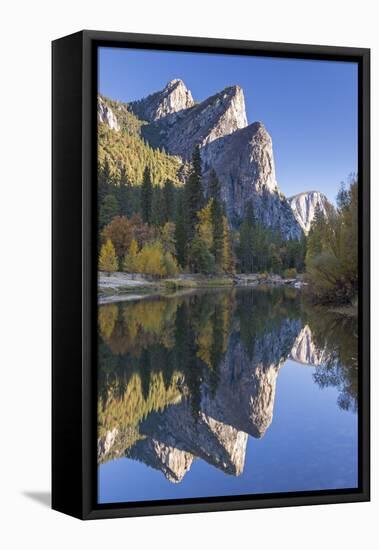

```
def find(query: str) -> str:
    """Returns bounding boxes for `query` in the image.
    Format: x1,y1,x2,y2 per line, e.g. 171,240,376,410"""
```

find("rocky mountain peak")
166,78,185,89
129,78,194,122
288,191,329,234
99,79,330,240
141,83,248,161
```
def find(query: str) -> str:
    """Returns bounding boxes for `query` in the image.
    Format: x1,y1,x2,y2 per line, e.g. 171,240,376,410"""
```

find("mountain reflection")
97,287,358,482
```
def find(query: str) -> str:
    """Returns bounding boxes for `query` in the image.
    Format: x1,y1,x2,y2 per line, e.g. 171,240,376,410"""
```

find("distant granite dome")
289,324,328,365
288,191,329,234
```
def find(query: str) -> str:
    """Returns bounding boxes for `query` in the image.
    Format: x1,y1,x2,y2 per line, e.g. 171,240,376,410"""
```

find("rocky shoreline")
98,271,307,303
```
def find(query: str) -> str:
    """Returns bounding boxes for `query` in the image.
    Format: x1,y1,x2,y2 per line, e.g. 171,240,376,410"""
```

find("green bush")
283,268,297,279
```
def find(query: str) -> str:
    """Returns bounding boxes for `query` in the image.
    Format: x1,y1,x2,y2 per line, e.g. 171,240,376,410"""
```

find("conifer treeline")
98,143,307,277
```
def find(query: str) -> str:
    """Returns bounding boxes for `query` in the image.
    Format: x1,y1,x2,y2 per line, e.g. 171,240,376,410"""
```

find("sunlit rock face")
141,84,248,159
129,79,195,122
288,191,329,234
98,427,118,463
97,96,120,131
139,399,248,478
127,438,194,483
289,324,327,366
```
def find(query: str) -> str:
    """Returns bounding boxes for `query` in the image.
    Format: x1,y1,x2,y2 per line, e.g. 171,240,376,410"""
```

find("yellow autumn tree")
99,239,118,275
98,303,118,341
135,241,166,278
160,222,176,255
163,251,179,277
196,199,214,249
222,216,235,273
123,238,139,273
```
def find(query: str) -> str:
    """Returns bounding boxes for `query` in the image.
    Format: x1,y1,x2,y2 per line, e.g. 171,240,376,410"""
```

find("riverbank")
98,271,306,303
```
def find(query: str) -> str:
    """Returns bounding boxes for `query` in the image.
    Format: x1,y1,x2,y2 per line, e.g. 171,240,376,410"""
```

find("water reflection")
97,287,358,485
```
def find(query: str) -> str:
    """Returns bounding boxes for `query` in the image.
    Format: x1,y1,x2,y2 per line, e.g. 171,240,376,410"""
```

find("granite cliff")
123,316,302,482
98,80,328,238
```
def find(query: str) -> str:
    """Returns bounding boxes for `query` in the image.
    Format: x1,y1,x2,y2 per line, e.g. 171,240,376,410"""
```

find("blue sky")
99,47,358,203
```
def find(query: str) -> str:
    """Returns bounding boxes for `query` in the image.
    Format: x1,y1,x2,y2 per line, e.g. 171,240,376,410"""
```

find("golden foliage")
98,304,118,340
196,199,214,249
99,239,118,273
123,238,139,273
98,371,182,440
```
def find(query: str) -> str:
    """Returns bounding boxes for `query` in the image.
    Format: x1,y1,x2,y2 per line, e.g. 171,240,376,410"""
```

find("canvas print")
96,47,358,505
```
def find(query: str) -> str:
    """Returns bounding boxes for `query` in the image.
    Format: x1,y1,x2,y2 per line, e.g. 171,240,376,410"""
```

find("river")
97,286,358,503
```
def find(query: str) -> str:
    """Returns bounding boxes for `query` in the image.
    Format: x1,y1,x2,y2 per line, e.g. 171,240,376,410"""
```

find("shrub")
283,268,297,279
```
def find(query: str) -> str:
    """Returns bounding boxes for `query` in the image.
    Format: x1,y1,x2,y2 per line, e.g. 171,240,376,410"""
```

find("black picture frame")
52,30,370,520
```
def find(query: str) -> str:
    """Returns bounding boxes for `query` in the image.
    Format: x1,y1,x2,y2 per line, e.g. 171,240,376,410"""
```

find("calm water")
97,287,358,504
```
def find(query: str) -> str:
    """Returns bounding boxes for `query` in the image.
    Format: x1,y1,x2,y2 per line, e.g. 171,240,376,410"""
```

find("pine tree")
207,169,224,270
175,193,188,268
151,186,165,226
208,168,221,201
238,201,255,273
222,216,235,273
98,158,113,203
99,239,118,275
163,179,175,222
211,198,224,271
141,166,153,223
306,204,325,261
189,238,215,274
118,167,132,217
99,194,119,229
185,145,204,241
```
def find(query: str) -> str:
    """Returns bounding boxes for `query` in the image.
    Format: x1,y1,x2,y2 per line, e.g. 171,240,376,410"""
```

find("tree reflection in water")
97,287,358,482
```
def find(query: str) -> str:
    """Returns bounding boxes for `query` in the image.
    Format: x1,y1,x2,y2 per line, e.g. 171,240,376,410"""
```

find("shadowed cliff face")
200,317,302,437
202,122,302,237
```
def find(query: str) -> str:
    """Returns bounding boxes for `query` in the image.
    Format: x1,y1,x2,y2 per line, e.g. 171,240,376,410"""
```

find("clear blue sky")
99,47,358,203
